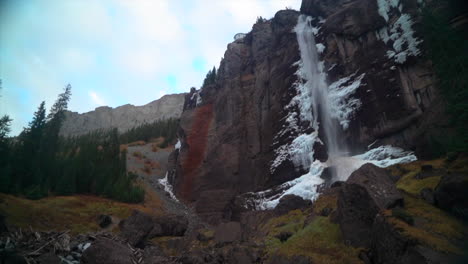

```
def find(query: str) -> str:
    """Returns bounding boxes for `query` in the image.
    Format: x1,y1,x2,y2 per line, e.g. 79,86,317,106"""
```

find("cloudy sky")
0,0,301,135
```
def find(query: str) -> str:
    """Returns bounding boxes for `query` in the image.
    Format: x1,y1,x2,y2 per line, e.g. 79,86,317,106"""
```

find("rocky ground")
1,153,467,264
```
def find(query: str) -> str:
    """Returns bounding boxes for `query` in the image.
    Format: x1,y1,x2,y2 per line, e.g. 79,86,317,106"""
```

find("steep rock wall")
171,0,448,224
60,93,186,136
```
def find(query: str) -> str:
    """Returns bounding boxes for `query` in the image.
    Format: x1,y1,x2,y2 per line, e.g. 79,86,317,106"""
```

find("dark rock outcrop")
347,163,404,209
337,163,403,247
214,222,242,245
119,210,154,247
434,172,468,220
120,210,189,248
274,194,312,215
98,214,112,228
81,238,133,264
170,0,446,223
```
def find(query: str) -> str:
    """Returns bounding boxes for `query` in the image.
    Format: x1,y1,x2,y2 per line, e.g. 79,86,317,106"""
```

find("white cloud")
89,91,106,106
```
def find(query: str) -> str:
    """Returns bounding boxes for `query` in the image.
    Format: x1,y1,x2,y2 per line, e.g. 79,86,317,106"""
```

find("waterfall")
247,15,417,209
295,15,346,168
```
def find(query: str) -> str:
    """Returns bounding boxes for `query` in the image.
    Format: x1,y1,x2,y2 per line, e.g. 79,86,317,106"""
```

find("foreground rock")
81,238,133,264
337,163,403,247
120,210,189,248
274,194,312,215
434,172,468,220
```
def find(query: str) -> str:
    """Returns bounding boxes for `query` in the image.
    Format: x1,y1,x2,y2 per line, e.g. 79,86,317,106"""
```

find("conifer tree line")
202,66,217,87
119,118,179,147
422,0,468,154
0,85,144,203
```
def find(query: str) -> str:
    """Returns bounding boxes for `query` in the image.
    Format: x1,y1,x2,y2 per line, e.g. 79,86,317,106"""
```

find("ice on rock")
159,172,178,201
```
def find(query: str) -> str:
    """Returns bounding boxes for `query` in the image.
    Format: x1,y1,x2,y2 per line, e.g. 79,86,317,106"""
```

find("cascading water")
248,14,417,209
294,15,347,179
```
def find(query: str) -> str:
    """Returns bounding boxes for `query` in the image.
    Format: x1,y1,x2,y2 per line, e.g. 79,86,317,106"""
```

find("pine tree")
41,84,72,191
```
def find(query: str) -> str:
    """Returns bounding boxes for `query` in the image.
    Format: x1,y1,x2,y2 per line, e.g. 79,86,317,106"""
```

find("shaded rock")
98,215,112,228
434,172,468,220
81,238,133,264
119,210,154,247
320,207,333,217
275,231,293,242
196,229,214,242
320,166,336,184
337,183,379,248
370,214,426,264
214,222,242,244
330,181,344,188
322,0,385,37
420,188,435,205
0,214,7,234
36,252,61,264
275,194,312,215
194,190,236,225
347,163,403,209
143,246,172,264
149,215,188,237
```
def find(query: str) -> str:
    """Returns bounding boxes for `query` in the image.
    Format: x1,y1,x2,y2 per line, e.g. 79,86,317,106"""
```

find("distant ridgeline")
59,93,185,137
0,86,181,203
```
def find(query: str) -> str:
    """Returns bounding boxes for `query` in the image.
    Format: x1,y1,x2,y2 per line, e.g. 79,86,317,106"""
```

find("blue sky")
0,0,301,135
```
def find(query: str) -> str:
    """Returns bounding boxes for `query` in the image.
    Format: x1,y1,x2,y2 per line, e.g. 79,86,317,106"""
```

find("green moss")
313,192,337,214
264,216,361,264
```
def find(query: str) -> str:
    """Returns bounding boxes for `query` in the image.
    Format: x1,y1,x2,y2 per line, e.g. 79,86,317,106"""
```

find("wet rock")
275,194,312,215
420,188,435,205
81,238,133,264
98,215,112,228
434,172,468,220
330,181,344,188
119,210,154,247
214,222,242,245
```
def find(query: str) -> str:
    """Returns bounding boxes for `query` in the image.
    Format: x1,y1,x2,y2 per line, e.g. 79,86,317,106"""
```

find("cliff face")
60,93,186,136
170,0,448,224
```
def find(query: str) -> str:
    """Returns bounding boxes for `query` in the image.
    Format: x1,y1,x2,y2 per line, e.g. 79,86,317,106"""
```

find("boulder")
275,194,312,215
214,222,242,244
347,163,403,209
370,214,426,264
98,214,112,228
420,188,435,205
337,164,405,247
81,238,133,264
149,215,188,237
434,172,468,220
337,183,380,247
119,210,154,247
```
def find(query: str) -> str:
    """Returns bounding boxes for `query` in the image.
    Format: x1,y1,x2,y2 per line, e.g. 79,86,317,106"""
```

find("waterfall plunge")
294,15,347,180
248,15,417,209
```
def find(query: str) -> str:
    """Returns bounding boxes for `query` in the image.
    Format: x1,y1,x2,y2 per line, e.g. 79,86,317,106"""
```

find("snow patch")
328,73,365,130
375,1,422,64
316,43,325,54
175,139,181,150
355,145,417,167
